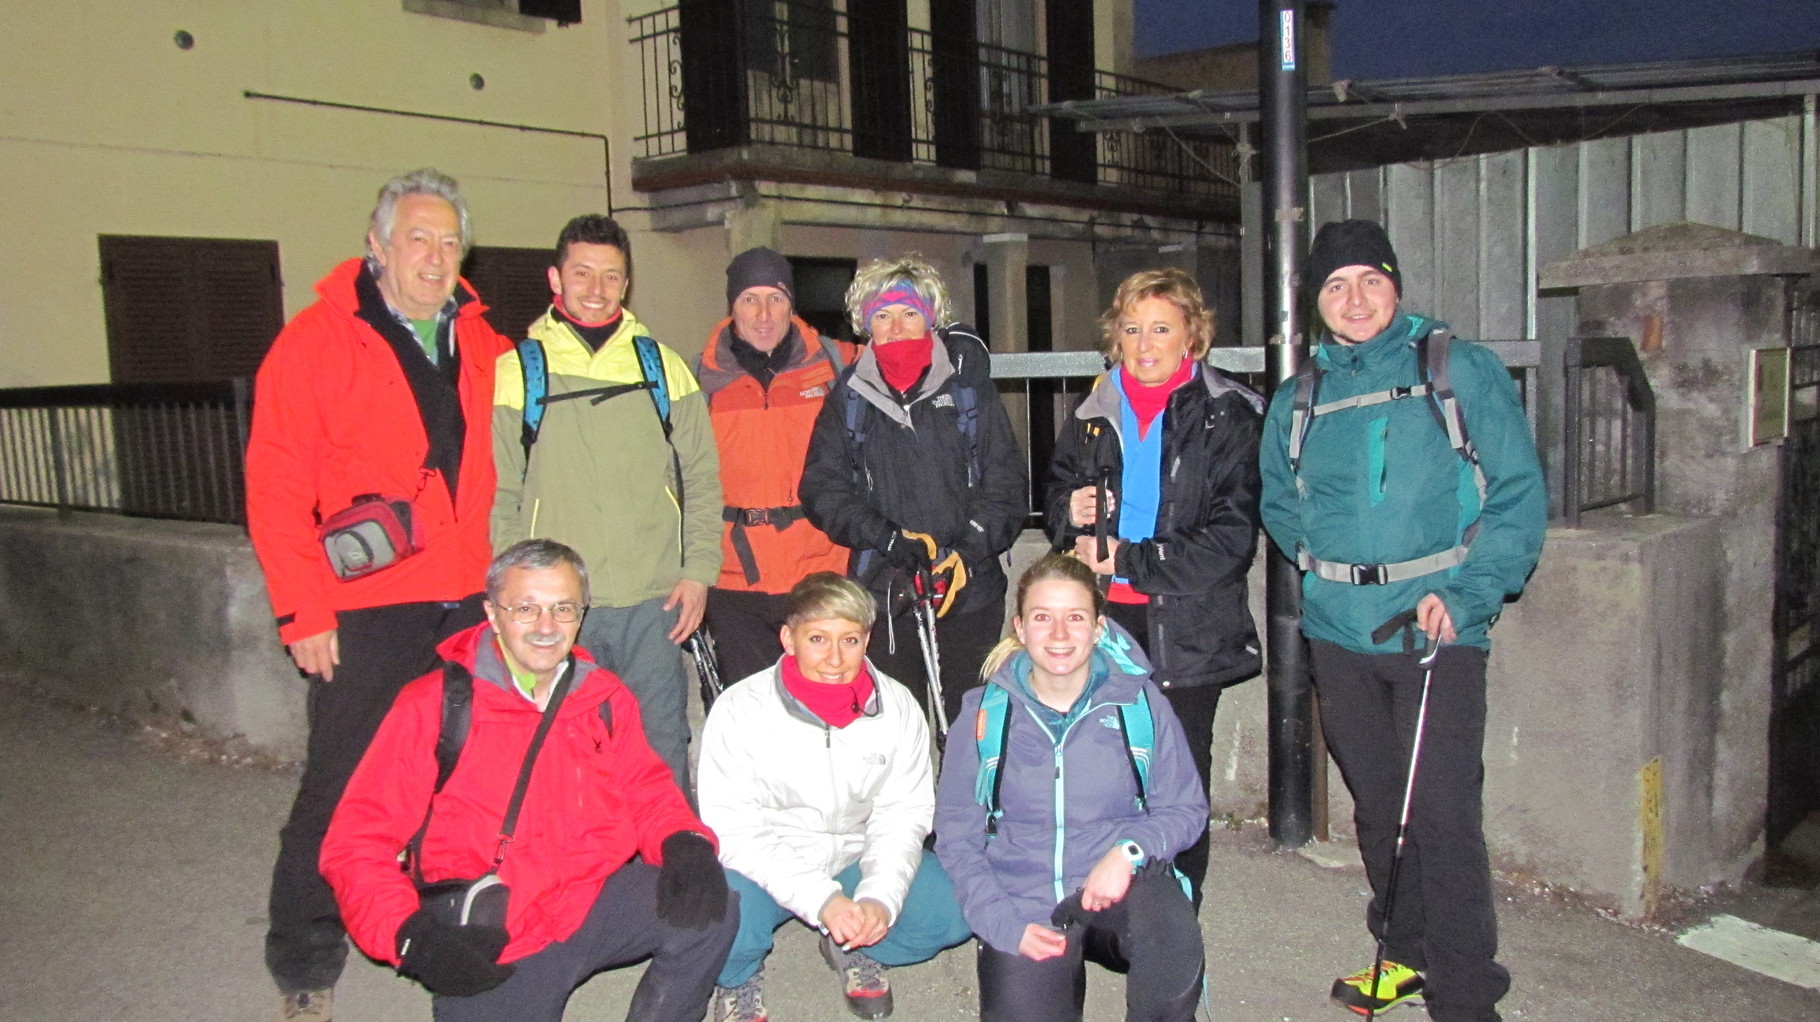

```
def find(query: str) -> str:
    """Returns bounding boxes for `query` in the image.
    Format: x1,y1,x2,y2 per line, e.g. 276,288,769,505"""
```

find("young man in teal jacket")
1259,220,1545,1022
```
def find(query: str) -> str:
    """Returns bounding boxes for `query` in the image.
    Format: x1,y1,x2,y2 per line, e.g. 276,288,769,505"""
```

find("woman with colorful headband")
800,256,1028,730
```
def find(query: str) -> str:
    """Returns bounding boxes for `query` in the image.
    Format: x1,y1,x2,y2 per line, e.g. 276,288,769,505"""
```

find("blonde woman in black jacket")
1044,268,1263,903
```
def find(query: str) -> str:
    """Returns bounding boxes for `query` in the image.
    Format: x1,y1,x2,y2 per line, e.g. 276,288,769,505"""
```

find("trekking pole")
1093,467,1113,564
911,565,948,742
1363,609,1442,1021
683,625,724,712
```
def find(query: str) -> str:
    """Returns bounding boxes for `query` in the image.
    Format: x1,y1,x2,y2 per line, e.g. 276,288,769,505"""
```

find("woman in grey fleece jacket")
934,554,1207,1022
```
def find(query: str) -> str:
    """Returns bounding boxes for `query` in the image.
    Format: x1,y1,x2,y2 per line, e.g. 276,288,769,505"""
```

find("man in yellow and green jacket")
491,215,722,789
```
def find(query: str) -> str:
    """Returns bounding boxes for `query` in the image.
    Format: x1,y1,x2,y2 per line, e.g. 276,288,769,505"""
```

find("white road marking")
1676,913,1820,990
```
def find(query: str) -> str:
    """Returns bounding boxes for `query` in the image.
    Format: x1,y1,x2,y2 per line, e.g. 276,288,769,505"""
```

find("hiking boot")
819,934,893,1019
1330,961,1423,1015
277,988,334,1022
711,975,768,1022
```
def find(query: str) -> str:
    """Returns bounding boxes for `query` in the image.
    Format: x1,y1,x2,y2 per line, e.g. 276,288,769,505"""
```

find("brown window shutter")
462,246,555,339
99,235,283,383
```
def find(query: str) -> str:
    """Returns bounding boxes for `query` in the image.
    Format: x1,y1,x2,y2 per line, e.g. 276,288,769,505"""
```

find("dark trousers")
1102,602,1219,906
265,596,485,993
703,588,789,685
1308,640,1509,1022
976,865,1202,1022
867,595,1004,733
434,862,738,1022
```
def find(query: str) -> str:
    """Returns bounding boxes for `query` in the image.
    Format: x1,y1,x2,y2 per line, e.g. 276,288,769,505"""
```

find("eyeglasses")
500,602,584,624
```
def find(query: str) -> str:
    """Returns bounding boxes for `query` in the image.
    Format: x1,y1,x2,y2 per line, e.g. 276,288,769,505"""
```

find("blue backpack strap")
632,335,673,439
1114,688,1155,814
973,685,1014,836
1419,326,1488,505
516,338,548,465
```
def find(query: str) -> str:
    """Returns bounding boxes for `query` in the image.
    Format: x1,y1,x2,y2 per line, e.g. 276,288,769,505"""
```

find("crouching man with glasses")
321,539,736,1022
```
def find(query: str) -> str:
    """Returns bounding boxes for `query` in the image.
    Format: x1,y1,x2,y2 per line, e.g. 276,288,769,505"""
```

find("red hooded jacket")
319,623,713,964
245,258,511,644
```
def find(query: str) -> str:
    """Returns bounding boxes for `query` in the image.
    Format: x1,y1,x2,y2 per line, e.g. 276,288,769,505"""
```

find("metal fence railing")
628,2,1235,201
989,338,1650,528
0,380,250,525
0,337,1651,530
1559,337,1656,526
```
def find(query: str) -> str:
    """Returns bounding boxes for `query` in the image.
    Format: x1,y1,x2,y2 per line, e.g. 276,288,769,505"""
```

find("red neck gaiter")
779,655,875,729
1118,357,1195,439
872,335,935,393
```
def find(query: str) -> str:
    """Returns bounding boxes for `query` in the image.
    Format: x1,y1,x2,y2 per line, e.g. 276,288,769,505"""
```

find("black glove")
656,831,729,929
880,528,934,573
395,909,515,997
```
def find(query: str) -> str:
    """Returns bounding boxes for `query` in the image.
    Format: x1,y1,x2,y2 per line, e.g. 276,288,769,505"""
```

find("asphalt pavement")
1,677,1814,1022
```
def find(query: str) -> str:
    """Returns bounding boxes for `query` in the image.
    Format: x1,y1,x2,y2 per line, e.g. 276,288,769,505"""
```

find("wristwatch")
1117,839,1146,872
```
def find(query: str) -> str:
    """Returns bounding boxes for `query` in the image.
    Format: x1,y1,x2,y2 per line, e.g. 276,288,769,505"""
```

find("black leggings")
976,865,1202,1022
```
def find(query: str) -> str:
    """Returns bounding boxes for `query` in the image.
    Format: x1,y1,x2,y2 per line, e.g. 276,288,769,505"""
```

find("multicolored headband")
862,283,935,330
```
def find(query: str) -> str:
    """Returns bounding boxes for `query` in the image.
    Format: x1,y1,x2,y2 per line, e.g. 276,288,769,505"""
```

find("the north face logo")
932,394,956,409
800,385,827,399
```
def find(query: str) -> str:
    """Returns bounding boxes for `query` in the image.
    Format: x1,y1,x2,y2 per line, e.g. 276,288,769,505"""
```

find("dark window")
462,246,554,339
788,256,858,343
518,0,582,24
745,0,839,83
99,235,284,384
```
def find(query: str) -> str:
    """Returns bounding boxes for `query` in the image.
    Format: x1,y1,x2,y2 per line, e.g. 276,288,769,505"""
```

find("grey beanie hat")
726,247,795,307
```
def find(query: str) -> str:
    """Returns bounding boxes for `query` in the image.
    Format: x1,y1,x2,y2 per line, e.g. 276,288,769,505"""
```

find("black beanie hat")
726,247,795,307
1307,219,1401,295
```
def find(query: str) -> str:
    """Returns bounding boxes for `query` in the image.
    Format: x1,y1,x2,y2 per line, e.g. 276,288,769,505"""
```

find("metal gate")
1771,280,1820,847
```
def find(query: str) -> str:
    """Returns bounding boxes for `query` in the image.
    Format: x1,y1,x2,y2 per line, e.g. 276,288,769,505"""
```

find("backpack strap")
1114,687,1155,815
816,333,846,373
632,335,688,567
433,661,473,794
1420,326,1489,505
1286,361,1321,476
516,339,548,466
632,335,674,440
973,685,1014,837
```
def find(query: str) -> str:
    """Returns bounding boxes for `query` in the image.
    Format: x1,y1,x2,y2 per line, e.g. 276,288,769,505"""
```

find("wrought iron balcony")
629,1,1237,209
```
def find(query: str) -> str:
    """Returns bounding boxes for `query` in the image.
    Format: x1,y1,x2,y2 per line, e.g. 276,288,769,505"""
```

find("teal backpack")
973,627,1156,837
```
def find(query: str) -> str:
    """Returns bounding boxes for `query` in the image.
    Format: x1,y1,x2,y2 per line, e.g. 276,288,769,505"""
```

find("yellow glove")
902,531,968,618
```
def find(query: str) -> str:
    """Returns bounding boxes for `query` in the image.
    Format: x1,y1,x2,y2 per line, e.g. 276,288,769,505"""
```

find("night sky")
1135,0,1820,79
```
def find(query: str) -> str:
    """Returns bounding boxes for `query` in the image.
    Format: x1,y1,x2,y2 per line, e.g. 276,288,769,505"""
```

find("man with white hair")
246,168,512,1021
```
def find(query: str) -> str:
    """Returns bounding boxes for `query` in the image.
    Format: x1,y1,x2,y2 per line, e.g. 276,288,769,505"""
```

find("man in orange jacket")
245,169,512,1021
694,248,857,682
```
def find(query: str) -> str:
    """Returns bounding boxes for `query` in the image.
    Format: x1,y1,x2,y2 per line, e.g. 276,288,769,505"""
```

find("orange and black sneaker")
1331,961,1424,1015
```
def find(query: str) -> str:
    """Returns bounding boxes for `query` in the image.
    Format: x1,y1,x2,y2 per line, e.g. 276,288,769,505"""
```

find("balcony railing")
629,1,1236,202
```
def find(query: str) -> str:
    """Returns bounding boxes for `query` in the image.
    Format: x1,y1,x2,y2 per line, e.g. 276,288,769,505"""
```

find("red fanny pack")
319,494,422,581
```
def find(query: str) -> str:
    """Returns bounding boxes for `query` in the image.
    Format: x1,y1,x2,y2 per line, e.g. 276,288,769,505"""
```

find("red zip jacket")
246,258,511,644
695,317,856,593
320,623,714,964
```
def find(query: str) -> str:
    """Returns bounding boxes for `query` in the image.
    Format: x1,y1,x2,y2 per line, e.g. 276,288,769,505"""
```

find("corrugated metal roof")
1041,52,1820,172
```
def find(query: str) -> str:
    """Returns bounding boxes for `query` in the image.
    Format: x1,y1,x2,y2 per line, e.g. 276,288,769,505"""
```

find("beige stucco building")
0,0,1239,391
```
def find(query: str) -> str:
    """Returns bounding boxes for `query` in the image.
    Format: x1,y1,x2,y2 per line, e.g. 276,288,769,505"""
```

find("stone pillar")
981,233,1029,353
724,203,782,259
1539,222,1816,891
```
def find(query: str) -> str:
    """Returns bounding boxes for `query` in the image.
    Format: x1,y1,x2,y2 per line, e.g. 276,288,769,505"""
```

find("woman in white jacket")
697,572,972,1022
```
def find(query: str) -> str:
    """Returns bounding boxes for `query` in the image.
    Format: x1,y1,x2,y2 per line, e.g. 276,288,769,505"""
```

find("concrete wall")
0,507,305,759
